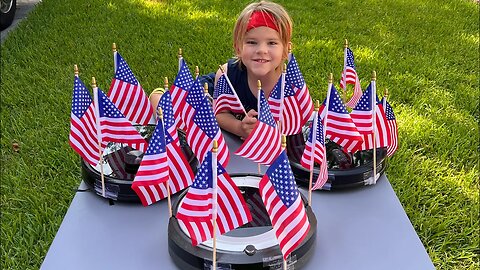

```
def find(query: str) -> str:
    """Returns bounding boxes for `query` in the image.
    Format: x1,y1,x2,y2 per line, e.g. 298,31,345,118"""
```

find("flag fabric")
183,78,205,127
96,88,148,152
350,83,375,134
176,151,252,246
184,86,230,167
158,91,194,197
259,150,310,259
319,84,363,152
131,118,169,206
245,191,271,227
170,58,194,130
383,98,398,157
69,75,104,166
235,89,282,165
285,54,314,128
268,75,303,135
213,74,244,115
105,145,133,179
340,48,362,108
108,52,154,125
352,94,391,152
300,111,328,190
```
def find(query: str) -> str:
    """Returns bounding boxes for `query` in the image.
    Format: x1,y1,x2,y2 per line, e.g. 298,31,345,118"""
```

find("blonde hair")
233,1,292,62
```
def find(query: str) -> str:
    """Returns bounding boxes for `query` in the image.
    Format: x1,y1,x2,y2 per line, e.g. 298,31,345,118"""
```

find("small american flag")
158,92,194,197
350,83,375,134
184,91,230,168
319,84,363,152
259,150,310,259
131,118,169,206
108,52,154,126
170,58,194,130
96,88,148,152
340,48,363,108
69,75,104,166
183,78,205,127
383,97,398,157
300,111,328,190
213,74,244,115
235,89,282,165
285,54,314,128
176,151,252,246
268,76,303,135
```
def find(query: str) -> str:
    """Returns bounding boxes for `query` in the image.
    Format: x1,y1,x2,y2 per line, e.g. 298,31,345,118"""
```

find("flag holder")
307,101,320,206
91,76,106,198
371,71,377,184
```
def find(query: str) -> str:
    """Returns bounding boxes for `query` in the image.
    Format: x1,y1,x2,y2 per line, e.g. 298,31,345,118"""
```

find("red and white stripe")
108,79,154,125
234,121,282,165
131,153,169,206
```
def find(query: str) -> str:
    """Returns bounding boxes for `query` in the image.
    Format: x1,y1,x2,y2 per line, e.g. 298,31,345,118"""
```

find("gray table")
41,134,434,270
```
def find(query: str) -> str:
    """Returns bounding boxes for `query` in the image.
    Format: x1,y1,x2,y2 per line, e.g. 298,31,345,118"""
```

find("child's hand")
240,109,258,140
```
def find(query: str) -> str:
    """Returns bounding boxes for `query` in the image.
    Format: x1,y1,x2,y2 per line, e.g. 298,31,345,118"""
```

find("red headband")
247,11,279,32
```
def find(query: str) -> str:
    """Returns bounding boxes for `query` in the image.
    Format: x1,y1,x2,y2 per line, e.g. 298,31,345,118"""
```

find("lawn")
1,0,478,269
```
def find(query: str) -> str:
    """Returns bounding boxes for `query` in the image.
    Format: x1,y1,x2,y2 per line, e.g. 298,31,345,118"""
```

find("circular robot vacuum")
285,123,387,190
81,126,198,202
168,175,317,270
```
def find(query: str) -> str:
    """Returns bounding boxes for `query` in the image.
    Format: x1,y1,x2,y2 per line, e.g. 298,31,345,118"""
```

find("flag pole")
218,65,247,116
308,100,320,206
178,48,183,72
92,77,106,197
281,134,288,270
371,71,377,184
157,107,173,217
257,80,262,175
288,42,292,61
341,39,349,103
278,63,287,134
195,66,199,80
112,43,117,73
212,140,219,270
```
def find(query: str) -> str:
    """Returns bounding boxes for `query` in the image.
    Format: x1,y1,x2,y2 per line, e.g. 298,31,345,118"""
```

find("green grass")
1,0,478,269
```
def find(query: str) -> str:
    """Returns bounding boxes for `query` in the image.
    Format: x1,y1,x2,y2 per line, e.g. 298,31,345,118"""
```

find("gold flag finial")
384,88,389,98
74,65,79,75
164,77,169,89
178,48,183,58
288,42,292,54
281,135,286,148
91,77,97,88
328,73,333,84
283,63,287,73
212,140,218,153
218,64,226,73
203,82,209,94
195,66,199,77
112,43,117,53
257,80,262,90
372,71,377,81
157,107,163,120
314,100,320,111
344,39,349,48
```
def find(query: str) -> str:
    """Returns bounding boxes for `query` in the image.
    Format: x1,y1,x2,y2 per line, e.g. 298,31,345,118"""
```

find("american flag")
383,97,398,157
352,94,390,151
259,150,310,259
69,75,104,166
183,78,205,127
176,151,252,246
158,91,194,197
235,89,282,165
131,118,169,206
184,91,230,168
350,83,375,134
105,146,133,179
319,84,363,152
268,75,303,135
245,190,271,227
170,58,194,130
213,74,244,115
108,52,154,126
300,111,328,190
340,48,363,108
96,88,148,152
285,54,314,128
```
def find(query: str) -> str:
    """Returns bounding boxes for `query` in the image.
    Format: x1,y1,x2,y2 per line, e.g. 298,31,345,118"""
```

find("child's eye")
246,40,257,45
268,41,279,45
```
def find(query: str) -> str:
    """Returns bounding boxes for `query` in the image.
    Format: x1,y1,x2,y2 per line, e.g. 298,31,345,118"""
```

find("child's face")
238,26,285,78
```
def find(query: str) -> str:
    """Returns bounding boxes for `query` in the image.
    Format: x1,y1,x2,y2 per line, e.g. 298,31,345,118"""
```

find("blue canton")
213,75,228,99
97,88,126,118
186,79,206,110
267,151,298,207
325,85,348,114
115,53,139,85
72,76,92,118
258,90,276,127
353,83,373,111
146,122,166,155
174,59,194,89
345,48,356,70
285,55,305,88
193,98,219,139
385,101,396,121
192,152,213,189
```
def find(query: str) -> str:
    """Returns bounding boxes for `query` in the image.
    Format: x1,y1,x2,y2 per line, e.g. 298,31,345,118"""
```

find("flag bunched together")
131,118,169,206
213,74,244,116
69,76,104,166
108,52,154,126
259,150,310,259
235,89,282,165
383,98,398,157
176,151,252,246
170,58,195,130
340,48,362,108
350,83,375,134
268,76,303,135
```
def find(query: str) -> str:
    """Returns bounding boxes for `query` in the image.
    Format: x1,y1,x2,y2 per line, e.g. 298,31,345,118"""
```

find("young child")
214,0,293,139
